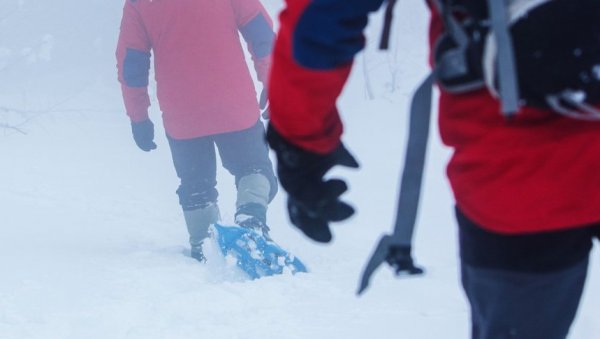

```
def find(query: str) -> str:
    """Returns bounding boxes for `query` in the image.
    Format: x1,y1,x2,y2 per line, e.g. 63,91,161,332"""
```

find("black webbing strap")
358,73,434,295
379,0,398,50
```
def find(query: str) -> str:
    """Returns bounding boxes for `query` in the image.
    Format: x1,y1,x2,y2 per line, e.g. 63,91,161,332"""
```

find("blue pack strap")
486,0,519,117
358,73,434,295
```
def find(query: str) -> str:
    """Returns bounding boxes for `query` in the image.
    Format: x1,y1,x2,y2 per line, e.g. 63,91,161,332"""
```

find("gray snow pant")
457,208,599,339
167,119,277,211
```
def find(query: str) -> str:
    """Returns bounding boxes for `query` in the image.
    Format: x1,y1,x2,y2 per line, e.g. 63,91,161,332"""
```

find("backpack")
359,0,600,294
435,0,600,119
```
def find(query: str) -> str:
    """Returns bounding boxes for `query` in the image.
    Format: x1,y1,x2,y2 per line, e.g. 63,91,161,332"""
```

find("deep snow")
0,1,598,338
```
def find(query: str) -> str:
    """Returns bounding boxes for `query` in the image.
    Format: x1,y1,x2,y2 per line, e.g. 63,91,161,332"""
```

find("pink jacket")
116,0,273,139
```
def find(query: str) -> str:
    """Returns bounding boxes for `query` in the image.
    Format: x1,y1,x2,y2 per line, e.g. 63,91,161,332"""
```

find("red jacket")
116,0,273,139
269,0,600,234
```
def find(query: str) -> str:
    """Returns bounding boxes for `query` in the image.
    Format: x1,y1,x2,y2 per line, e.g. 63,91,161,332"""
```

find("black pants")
167,120,277,210
457,208,600,339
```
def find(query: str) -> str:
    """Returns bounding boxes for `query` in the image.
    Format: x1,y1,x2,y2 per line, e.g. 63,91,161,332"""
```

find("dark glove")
131,119,157,152
259,87,270,120
267,124,359,243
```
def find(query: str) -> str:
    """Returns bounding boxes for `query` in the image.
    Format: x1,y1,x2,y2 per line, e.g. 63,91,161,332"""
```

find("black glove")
259,87,270,120
267,124,359,243
131,119,157,152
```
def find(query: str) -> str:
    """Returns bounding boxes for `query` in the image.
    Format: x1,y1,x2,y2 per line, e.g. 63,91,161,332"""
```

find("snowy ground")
0,1,598,338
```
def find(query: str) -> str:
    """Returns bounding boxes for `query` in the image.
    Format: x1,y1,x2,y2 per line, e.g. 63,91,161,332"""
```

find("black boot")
190,243,206,263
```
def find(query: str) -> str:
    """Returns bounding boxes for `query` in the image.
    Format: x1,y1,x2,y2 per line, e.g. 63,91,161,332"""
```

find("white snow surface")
0,1,598,338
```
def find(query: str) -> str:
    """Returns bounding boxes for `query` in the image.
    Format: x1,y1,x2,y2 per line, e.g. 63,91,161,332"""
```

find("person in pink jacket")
116,0,277,262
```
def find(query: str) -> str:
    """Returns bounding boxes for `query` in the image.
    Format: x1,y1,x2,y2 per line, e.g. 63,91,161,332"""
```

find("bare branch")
0,122,27,134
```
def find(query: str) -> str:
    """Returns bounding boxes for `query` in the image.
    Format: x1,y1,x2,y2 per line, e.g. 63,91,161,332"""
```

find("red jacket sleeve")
232,0,274,85
268,0,352,154
116,1,152,123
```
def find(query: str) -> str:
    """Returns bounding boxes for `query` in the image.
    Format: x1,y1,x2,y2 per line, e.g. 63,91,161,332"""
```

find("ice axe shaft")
357,74,433,295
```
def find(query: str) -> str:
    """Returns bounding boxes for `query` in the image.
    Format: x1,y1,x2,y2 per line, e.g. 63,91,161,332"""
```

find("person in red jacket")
266,0,600,338
116,0,277,262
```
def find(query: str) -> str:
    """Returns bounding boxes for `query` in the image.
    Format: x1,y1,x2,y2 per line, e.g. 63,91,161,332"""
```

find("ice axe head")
357,235,424,295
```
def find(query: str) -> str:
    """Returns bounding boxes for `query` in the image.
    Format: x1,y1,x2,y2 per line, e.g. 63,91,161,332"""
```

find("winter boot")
235,173,272,241
183,203,220,262
235,202,272,241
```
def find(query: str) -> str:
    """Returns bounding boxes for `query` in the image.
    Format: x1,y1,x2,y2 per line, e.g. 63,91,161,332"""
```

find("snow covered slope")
0,1,598,338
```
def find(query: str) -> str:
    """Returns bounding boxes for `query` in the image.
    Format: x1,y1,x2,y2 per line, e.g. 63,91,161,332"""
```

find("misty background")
0,1,598,338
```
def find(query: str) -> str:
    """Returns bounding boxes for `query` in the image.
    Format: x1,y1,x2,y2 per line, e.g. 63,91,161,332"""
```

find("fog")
0,1,598,338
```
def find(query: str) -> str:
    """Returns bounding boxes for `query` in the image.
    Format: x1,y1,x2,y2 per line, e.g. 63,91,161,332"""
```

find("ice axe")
259,87,270,120
357,74,434,295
